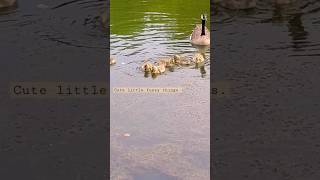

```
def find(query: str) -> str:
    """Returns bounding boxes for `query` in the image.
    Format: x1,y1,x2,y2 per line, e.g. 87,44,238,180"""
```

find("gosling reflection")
192,44,209,78
144,72,150,78
192,52,205,64
199,65,206,78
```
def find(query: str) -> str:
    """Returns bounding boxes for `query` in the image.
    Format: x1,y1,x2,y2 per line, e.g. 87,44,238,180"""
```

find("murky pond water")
110,0,210,179
0,1,107,179
213,0,320,179
0,0,107,80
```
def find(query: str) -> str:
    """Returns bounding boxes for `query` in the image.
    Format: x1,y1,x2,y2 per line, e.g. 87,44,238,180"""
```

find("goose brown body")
190,14,210,46
190,25,210,46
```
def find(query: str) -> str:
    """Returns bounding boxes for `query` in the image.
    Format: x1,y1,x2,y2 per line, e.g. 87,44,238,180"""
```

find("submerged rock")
0,0,16,8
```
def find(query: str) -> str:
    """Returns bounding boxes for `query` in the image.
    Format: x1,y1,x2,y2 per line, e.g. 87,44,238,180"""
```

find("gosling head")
141,62,153,72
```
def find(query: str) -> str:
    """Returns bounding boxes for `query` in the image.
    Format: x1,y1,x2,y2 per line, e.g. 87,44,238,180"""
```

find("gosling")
158,57,175,67
110,57,116,65
173,55,192,66
192,53,205,64
151,63,166,75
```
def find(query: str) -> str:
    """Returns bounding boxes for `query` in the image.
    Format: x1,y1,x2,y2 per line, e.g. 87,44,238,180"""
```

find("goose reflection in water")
270,2,309,51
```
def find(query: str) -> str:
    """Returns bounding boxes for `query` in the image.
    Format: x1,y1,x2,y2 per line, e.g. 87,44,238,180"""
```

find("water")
110,0,211,179
0,0,107,81
213,0,320,179
0,1,107,179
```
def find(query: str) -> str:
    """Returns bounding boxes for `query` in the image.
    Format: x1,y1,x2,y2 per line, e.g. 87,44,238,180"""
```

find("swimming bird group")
140,53,205,78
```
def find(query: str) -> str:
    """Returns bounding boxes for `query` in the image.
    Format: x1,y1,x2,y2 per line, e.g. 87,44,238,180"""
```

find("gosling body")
141,62,153,72
173,55,192,66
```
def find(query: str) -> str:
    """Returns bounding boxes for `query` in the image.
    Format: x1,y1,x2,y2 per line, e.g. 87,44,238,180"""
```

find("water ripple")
214,0,320,58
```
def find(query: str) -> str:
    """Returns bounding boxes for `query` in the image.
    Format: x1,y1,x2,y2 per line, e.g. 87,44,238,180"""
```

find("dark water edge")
0,0,108,179
212,0,320,179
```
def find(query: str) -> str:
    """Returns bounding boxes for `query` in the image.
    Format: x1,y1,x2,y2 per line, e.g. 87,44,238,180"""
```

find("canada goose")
110,57,116,65
220,0,256,10
0,0,16,8
158,57,174,67
190,14,210,46
192,52,205,64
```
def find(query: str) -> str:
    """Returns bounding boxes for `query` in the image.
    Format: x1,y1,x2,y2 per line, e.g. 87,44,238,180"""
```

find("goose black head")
201,14,207,21
201,14,207,36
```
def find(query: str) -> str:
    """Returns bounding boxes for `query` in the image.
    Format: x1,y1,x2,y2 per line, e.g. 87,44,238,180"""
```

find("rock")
273,0,296,5
0,0,16,8
192,53,205,64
